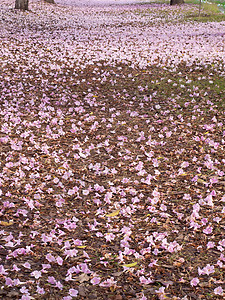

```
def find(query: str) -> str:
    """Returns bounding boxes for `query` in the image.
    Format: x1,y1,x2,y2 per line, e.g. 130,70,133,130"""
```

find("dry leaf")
123,262,137,268
106,210,120,217
197,178,207,184
112,272,123,277
0,221,14,226
76,273,89,283
156,279,174,287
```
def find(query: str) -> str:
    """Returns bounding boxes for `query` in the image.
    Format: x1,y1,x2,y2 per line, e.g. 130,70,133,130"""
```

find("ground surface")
0,1,225,299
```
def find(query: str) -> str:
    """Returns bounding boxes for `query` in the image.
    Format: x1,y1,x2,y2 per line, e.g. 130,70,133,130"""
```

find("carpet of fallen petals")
0,0,225,299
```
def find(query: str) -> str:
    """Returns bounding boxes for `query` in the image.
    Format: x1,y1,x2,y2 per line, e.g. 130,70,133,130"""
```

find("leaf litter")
0,0,225,299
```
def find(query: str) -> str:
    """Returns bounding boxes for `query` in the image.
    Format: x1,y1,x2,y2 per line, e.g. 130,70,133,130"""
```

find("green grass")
135,0,225,23
187,13,225,22
202,2,222,13
185,0,201,3
185,0,225,20
184,1,225,22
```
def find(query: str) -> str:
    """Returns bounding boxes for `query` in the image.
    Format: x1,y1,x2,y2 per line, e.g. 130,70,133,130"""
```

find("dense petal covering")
0,0,225,299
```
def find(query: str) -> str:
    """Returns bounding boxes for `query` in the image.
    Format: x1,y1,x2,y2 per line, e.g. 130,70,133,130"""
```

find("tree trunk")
15,0,29,10
170,0,184,5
